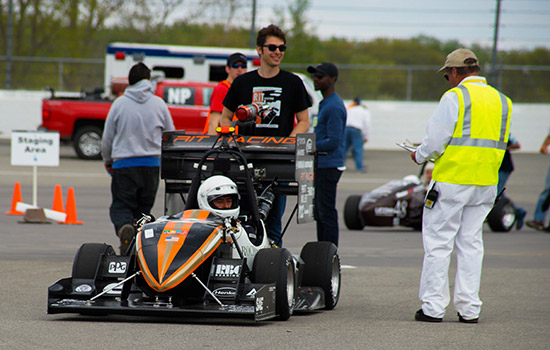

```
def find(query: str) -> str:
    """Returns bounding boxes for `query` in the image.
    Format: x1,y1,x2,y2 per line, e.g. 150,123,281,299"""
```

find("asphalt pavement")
1,141,549,349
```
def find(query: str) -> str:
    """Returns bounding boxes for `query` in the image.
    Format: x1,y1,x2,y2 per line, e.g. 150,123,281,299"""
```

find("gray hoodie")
101,79,175,164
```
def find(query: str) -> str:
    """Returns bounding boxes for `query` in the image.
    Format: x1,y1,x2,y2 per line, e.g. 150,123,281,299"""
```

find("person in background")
345,97,371,173
410,48,512,323
525,126,550,231
497,136,527,230
308,62,347,247
101,62,175,254
220,24,311,246
204,53,248,135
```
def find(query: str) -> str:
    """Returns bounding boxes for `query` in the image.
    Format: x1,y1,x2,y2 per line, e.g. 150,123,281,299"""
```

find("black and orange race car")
48,127,340,321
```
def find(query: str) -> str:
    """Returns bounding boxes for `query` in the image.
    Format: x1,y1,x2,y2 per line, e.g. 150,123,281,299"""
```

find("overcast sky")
250,0,550,51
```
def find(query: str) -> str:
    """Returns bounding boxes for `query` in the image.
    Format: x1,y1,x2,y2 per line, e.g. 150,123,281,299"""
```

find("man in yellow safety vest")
411,48,512,324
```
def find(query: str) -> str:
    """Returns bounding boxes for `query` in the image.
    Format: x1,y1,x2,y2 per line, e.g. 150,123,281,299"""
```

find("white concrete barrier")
1,90,548,153
15,202,67,222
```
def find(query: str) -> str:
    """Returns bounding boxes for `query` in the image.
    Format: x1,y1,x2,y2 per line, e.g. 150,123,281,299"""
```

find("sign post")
10,131,60,206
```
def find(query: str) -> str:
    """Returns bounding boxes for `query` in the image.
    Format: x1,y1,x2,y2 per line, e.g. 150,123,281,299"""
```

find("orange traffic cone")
52,184,65,213
61,187,83,225
6,182,24,215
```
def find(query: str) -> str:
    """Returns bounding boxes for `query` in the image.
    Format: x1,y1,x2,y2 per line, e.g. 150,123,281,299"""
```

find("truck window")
164,87,195,105
209,65,227,82
202,87,214,106
153,66,185,79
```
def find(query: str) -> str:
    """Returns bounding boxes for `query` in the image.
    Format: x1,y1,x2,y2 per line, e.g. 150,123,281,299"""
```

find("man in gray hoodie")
101,62,175,254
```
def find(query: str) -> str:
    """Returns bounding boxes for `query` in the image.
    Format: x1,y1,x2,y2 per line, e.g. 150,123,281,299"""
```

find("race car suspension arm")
89,271,142,302
191,272,225,309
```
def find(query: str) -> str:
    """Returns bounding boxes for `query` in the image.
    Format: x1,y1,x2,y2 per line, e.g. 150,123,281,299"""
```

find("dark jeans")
110,166,159,235
315,167,343,246
345,127,365,171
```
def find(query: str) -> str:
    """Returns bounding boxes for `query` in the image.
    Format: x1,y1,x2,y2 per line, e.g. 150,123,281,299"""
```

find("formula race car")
344,173,517,233
48,127,340,322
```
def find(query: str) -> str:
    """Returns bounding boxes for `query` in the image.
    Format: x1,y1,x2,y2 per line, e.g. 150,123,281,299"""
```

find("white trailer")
104,42,320,120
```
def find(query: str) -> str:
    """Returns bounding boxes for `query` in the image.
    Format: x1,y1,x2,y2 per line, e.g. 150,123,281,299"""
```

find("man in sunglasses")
307,62,346,247
205,52,248,135
220,24,312,246
410,49,512,324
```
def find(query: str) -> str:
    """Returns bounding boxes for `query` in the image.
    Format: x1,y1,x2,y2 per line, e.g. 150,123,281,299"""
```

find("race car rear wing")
160,130,316,224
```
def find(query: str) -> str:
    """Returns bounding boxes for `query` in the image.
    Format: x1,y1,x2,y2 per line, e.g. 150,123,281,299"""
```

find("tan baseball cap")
438,48,479,72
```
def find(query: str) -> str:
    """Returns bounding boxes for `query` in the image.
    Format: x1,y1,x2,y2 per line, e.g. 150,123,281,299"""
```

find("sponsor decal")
165,236,179,242
172,135,295,145
103,283,123,295
240,246,257,258
374,207,398,216
108,261,127,274
144,228,154,239
215,264,241,278
74,284,92,293
212,287,237,297
256,296,264,312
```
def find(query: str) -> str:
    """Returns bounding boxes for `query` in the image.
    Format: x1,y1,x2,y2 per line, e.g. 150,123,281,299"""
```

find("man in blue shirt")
308,62,347,246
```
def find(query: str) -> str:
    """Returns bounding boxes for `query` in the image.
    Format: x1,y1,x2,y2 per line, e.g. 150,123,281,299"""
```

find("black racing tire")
73,125,103,160
344,195,363,230
487,196,516,232
253,248,296,321
300,241,341,310
72,243,116,279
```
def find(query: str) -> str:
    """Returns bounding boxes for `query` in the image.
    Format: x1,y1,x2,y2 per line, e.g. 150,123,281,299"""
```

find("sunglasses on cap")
262,44,287,52
231,63,247,69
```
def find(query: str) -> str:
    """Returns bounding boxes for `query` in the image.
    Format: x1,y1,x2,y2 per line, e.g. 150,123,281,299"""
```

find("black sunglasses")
262,44,287,52
312,73,326,80
231,63,247,69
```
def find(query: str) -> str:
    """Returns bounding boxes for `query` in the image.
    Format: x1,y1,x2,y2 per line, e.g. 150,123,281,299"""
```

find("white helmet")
197,175,240,219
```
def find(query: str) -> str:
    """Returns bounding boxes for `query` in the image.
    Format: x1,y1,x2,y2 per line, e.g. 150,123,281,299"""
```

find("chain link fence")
1,56,549,102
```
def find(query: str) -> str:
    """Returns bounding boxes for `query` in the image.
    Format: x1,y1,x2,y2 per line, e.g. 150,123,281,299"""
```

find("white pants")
419,181,496,319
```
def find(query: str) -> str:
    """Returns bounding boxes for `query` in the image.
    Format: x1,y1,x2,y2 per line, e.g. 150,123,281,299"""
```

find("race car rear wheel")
300,242,341,310
344,195,363,230
72,243,116,279
487,196,516,232
253,248,295,321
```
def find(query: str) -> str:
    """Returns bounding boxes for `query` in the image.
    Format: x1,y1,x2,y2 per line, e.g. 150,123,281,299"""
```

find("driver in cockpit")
197,175,240,219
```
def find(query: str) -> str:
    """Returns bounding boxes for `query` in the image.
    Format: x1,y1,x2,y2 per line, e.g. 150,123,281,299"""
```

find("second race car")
344,171,517,233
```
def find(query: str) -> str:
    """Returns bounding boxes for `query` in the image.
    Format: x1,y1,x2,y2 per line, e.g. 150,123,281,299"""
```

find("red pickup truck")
40,80,216,159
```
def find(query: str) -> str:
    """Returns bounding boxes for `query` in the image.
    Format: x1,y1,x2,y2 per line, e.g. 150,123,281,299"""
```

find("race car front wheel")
253,248,296,321
300,242,341,310
487,196,516,232
344,195,363,230
72,243,116,279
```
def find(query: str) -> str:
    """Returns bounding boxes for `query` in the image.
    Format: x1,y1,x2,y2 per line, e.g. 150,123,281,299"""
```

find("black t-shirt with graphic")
223,70,312,136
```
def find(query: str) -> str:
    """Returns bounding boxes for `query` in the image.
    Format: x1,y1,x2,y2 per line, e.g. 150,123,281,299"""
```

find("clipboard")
396,142,416,153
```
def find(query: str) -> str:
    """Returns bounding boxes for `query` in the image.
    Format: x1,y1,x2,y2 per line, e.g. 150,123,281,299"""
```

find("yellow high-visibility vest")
432,79,512,186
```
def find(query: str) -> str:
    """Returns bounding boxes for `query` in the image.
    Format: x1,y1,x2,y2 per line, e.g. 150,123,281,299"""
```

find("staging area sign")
11,131,60,167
